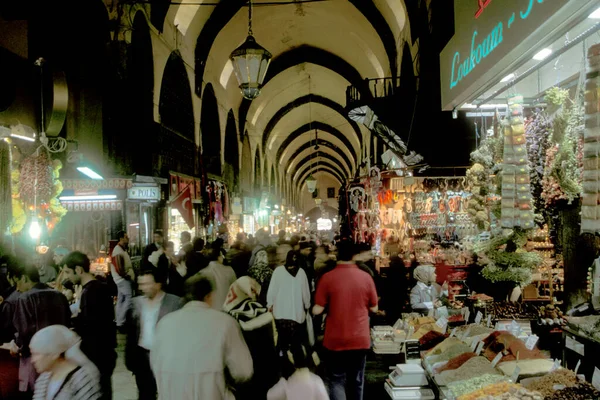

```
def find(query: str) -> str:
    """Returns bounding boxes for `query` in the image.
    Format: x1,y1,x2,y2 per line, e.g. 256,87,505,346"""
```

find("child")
267,347,329,400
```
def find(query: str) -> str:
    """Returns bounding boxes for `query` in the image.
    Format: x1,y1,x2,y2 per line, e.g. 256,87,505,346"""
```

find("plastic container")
389,364,429,387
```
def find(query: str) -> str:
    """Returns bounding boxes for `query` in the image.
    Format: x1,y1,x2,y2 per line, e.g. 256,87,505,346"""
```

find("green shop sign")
440,0,585,111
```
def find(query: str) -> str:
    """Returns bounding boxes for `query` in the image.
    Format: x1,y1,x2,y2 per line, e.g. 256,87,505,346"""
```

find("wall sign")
439,0,586,110
127,186,160,201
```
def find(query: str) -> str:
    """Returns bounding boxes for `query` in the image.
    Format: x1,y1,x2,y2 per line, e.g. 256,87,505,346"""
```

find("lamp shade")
306,176,317,193
230,35,272,100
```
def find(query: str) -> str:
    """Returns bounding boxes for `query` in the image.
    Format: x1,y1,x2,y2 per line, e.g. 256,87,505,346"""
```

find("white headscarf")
30,325,97,372
414,265,436,285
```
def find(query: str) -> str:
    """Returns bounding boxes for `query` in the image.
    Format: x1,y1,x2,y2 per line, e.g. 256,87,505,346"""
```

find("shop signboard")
127,186,160,201
440,0,586,110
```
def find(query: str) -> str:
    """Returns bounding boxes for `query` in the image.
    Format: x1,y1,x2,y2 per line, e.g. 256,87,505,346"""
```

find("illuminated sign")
127,186,160,201
439,0,591,111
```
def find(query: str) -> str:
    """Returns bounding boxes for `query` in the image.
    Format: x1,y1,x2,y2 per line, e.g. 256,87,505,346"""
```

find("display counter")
562,326,600,382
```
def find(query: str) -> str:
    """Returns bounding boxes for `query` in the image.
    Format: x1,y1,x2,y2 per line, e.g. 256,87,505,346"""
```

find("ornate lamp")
230,0,272,100
306,175,317,193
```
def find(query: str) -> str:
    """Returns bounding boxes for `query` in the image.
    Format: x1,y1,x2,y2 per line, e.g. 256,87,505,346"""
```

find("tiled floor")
112,334,138,400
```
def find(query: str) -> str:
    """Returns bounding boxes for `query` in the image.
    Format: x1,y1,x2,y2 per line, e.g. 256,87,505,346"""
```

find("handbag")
306,311,315,347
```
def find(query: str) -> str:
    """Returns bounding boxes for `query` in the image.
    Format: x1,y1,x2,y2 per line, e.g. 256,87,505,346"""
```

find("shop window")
327,187,335,198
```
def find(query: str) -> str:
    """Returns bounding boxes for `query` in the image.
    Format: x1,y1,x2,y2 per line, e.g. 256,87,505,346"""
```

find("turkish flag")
171,185,195,229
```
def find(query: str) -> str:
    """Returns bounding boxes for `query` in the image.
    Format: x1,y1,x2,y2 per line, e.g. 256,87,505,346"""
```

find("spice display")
419,330,447,350
497,359,555,378
486,301,541,320
470,293,494,301
436,356,502,385
436,352,477,373
522,369,578,398
482,332,544,362
455,324,494,338
458,382,543,400
425,343,472,369
548,382,600,400
410,323,444,340
426,337,463,356
447,374,509,397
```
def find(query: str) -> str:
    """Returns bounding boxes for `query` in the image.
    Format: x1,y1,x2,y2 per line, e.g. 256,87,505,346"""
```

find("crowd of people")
0,227,435,400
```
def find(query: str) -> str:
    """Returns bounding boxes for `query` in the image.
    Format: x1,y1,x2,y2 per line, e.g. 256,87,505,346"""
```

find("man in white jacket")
151,275,253,400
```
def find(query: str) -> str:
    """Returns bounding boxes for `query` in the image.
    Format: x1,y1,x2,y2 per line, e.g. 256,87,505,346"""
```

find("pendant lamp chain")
248,0,253,36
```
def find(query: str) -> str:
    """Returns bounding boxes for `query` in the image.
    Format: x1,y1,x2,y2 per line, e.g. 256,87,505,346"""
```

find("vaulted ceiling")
161,0,411,197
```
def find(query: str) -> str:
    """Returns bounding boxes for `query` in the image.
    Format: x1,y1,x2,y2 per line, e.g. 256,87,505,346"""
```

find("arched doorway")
224,110,239,190
159,51,194,140
271,164,276,194
254,148,261,193
241,134,252,194
200,83,222,176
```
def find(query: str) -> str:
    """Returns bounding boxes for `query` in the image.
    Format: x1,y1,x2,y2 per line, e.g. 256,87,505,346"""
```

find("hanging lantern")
306,175,317,193
230,0,272,100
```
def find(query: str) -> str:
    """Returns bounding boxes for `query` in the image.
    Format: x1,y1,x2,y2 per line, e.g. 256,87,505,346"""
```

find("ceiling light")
11,133,36,142
59,194,117,201
533,48,552,61
229,0,272,100
77,166,104,180
589,7,600,18
479,103,509,109
460,103,478,109
29,218,41,240
306,175,317,193
501,73,515,83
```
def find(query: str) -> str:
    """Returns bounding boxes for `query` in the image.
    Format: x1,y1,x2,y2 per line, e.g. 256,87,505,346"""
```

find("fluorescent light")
460,103,478,109
589,7,600,18
59,194,117,201
479,103,508,109
533,48,552,61
77,166,104,180
10,133,35,142
501,73,515,83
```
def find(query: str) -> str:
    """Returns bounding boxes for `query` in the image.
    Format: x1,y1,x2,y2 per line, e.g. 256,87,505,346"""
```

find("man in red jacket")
313,239,378,400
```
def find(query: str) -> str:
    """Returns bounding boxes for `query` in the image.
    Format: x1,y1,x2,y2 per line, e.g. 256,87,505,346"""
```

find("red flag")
171,185,195,229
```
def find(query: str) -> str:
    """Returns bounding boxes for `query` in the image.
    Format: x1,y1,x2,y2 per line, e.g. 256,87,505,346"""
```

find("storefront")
125,175,167,258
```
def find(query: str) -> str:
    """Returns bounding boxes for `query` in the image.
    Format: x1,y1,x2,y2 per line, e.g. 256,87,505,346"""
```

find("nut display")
487,301,541,320
547,382,600,400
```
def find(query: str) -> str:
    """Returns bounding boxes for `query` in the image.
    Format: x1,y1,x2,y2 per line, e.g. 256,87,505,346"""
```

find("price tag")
464,309,471,323
475,341,485,355
549,358,561,372
486,314,492,328
406,325,415,340
510,365,521,383
450,327,457,338
428,308,434,317
491,352,503,368
437,306,449,318
475,311,483,324
525,335,539,350
553,385,566,391
516,351,520,362
592,367,600,391
574,359,582,375
436,317,448,333
470,340,478,352
462,326,472,341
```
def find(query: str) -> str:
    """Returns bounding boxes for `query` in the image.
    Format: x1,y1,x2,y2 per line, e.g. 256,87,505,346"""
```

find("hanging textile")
501,95,534,228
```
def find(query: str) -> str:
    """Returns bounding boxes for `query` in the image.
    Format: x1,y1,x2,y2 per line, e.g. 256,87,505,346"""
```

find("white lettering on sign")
127,186,160,200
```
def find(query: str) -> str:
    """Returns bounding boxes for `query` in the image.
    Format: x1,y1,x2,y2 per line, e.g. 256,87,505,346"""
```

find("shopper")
267,348,329,400
111,231,135,331
125,268,182,400
0,258,21,399
267,251,311,366
151,275,253,399
11,265,71,397
61,252,116,400
142,230,164,270
313,240,378,400
200,246,237,311
30,325,101,400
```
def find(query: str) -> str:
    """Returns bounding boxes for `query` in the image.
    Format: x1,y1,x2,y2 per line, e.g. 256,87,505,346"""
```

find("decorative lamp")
230,0,272,100
306,175,317,193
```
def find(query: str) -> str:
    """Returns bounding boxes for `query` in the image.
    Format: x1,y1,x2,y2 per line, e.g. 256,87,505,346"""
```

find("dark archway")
159,51,194,141
254,148,261,193
284,141,353,178
241,133,252,193
224,110,239,190
290,153,350,182
200,84,222,176
270,164,276,194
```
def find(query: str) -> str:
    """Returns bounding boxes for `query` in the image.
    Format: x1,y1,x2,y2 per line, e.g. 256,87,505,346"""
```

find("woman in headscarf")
410,265,444,314
30,325,102,400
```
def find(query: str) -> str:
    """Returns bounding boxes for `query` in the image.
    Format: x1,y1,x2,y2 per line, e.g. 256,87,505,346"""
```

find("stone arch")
159,51,194,141
200,83,222,176
254,148,261,193
241,133,252,194
270,164,276,194
223,109,239,190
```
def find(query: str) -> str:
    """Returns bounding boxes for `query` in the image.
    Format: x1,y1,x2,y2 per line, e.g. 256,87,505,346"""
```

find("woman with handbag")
267,250,311,372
